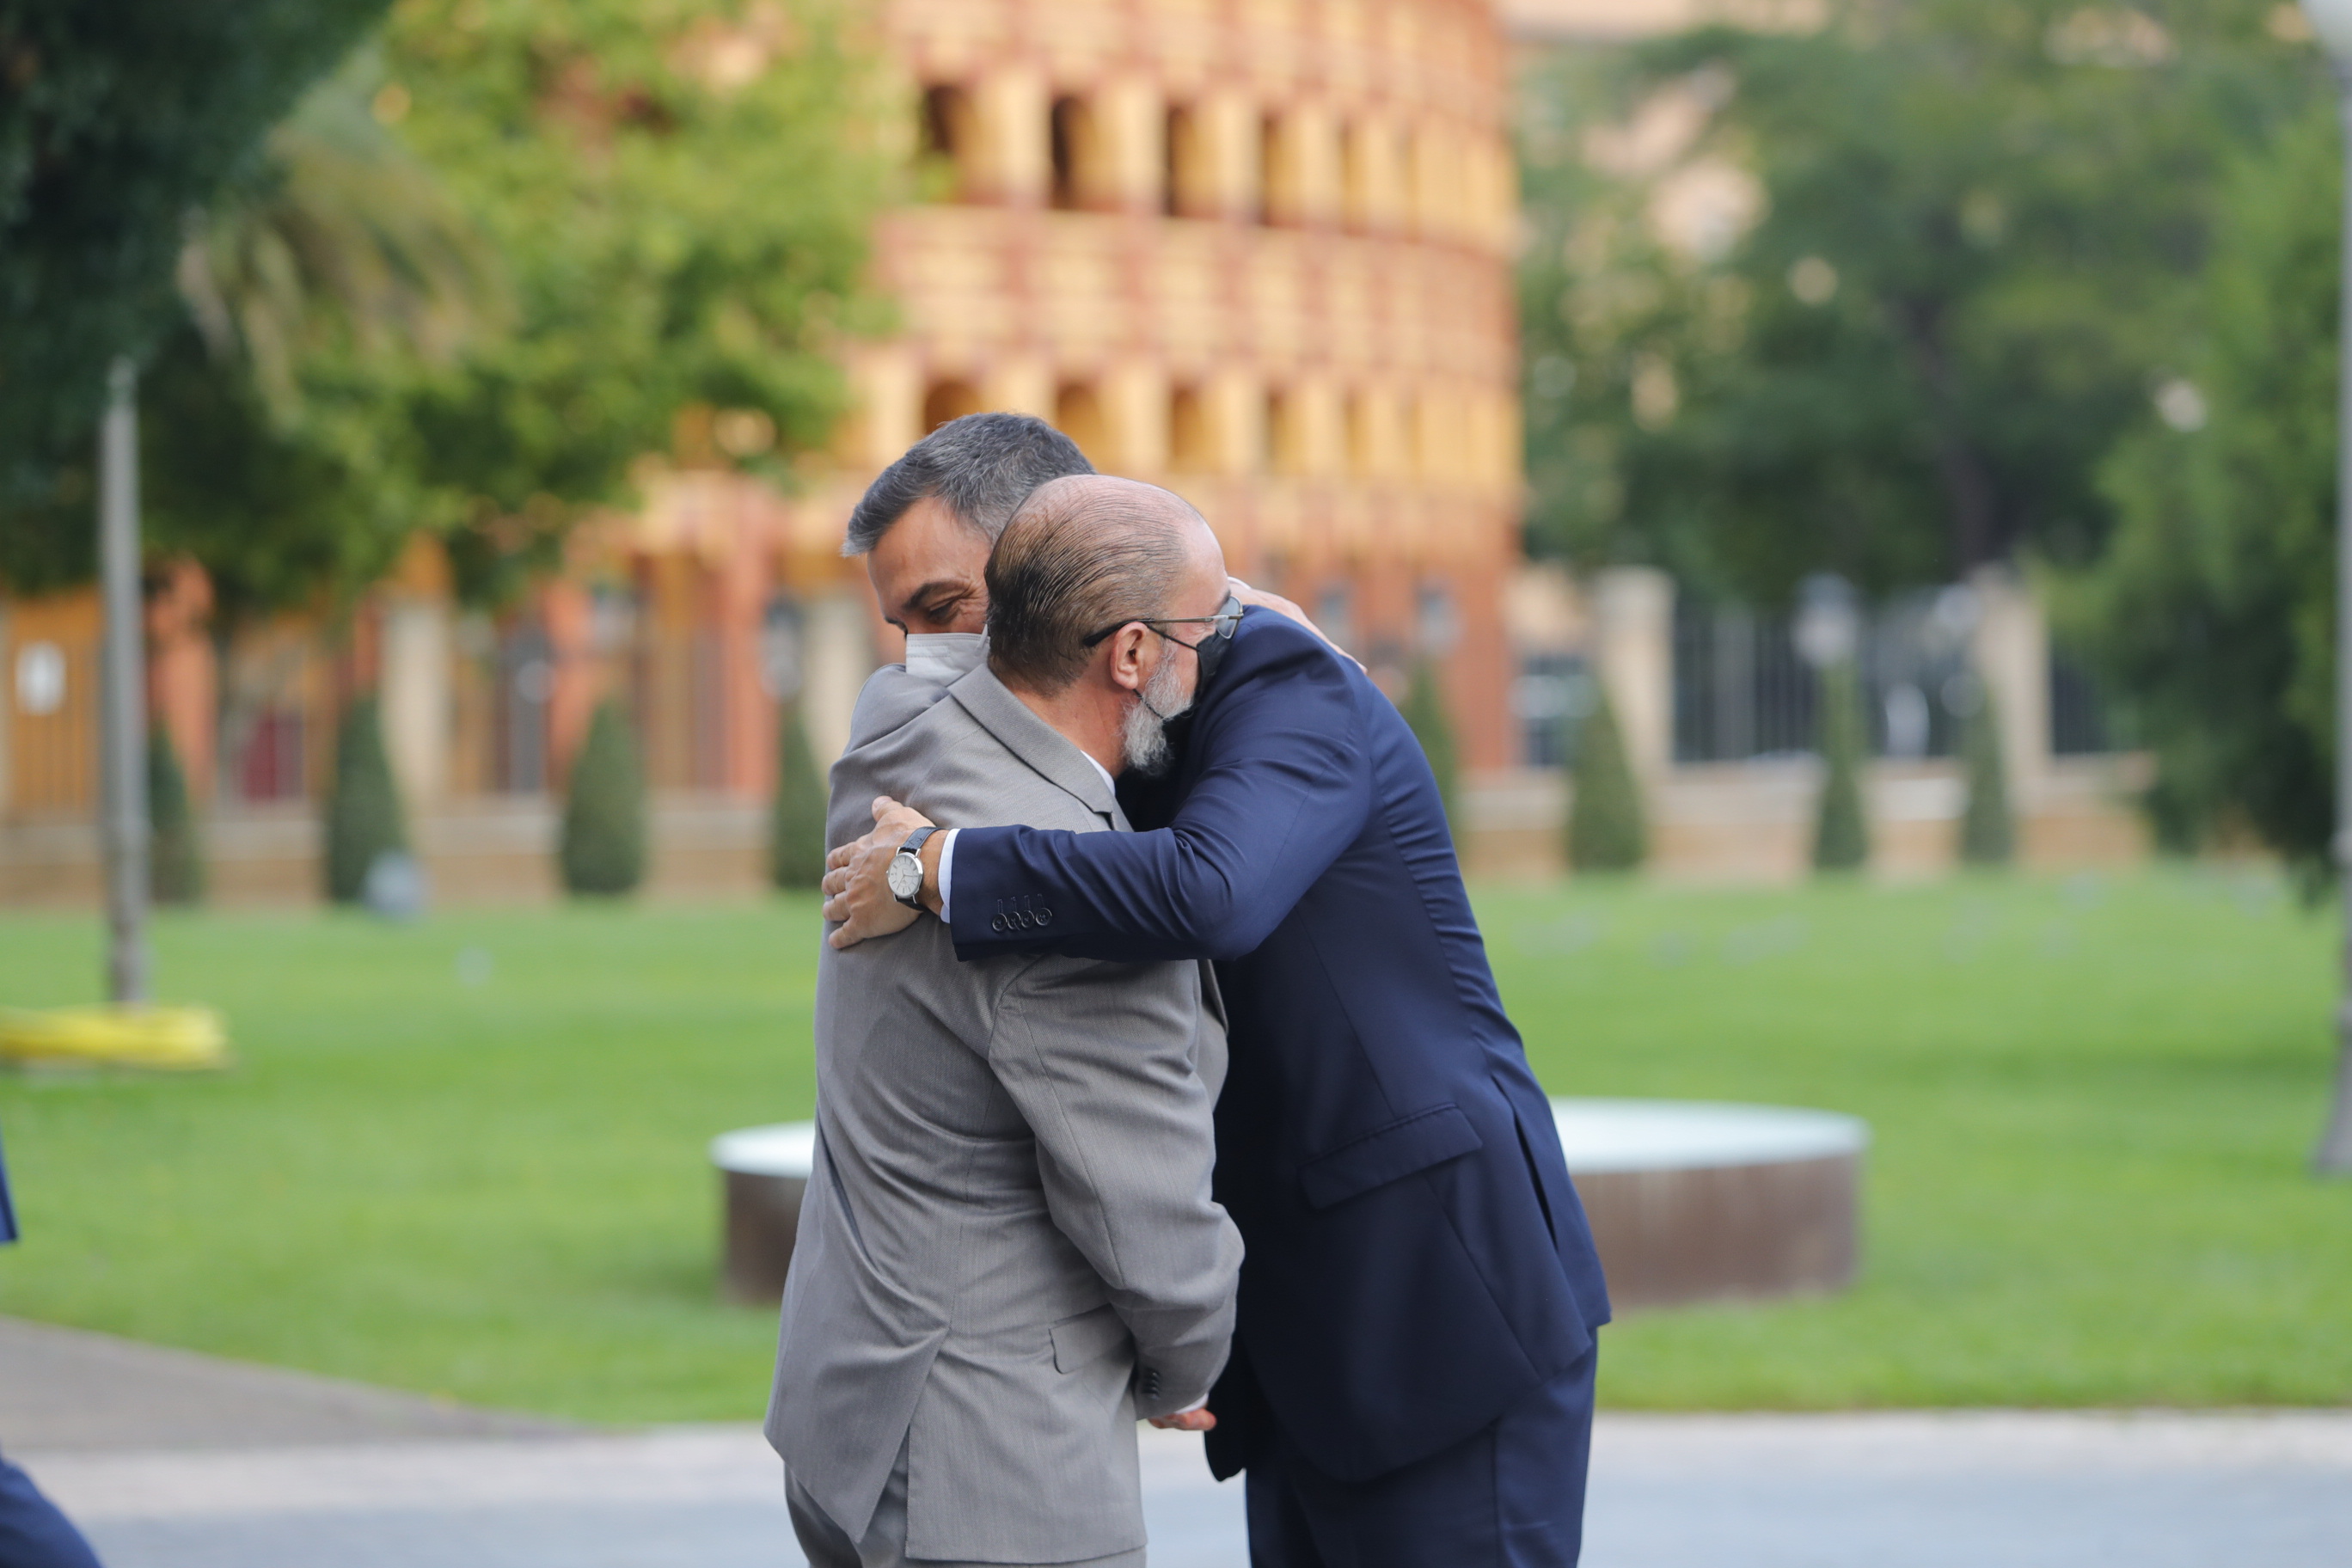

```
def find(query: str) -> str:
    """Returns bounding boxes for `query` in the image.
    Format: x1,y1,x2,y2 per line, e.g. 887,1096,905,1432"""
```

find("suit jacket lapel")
946,666,1130,830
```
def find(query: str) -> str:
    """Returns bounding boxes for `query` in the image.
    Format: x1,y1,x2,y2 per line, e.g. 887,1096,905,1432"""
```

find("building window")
1055,381,1109,462
919,84,973,201
1168,383,1212,470
1258,111,1285,225
1050,95,1103,211
1344,389,1373,478
922,379,983,433
1265,387,1305,475
1165,103,1203,217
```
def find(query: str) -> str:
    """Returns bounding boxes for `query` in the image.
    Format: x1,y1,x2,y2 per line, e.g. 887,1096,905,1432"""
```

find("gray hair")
842,412,1093,555
986,476,1201,694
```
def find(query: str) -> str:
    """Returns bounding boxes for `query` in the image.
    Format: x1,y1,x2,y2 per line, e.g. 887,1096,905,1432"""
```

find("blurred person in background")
0,1129,107,1568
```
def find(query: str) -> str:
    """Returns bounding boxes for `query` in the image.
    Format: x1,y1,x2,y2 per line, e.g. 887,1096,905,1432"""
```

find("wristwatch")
888,825,940,911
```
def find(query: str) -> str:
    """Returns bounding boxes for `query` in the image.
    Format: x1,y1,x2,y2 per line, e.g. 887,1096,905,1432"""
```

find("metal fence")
1666,591,2119,766
1514,651,1595,768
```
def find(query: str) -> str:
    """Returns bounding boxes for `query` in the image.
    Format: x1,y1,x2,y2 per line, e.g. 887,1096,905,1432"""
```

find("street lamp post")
2306,0,2352,1173
97,357,149,1007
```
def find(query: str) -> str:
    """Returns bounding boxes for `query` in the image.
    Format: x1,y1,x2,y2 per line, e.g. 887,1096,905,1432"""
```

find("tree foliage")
560,698,646,896
0,0,393,589
148,723,205,905
1566,689,1647,873
3,0,890,627
2057,94,2342,872
1517,0,2326,606
324,694,408,903
1400,660,1461,833
1812,659,1871,872
131,52,507,629
769,700,825,891
1958,681,2015,866
384,0,890,604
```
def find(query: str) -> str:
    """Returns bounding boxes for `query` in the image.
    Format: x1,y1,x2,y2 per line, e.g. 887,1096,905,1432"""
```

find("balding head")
986,476,1217,695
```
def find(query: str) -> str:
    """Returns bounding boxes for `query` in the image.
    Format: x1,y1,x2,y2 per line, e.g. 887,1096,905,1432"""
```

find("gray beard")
1121,653,1193,779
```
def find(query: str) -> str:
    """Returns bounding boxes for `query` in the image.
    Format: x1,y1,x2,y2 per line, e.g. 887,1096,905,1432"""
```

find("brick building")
0,0,1532,903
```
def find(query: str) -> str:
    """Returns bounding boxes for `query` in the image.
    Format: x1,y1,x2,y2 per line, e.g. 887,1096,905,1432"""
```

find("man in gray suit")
769,472,1246,1568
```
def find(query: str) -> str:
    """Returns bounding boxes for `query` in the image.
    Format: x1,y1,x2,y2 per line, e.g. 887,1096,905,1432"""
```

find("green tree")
1516,2,2326,604
1400,660,1460,833
560,698,646,897
385,0,890,603
136,52,506,631
769,700,826,891
7,1,888,632
147,725,205,905
0,0,394,589
323,694,408,903
2059,94,2339,874
1567,689,1647,873
1812,660,1871,873
1958,680,2015,866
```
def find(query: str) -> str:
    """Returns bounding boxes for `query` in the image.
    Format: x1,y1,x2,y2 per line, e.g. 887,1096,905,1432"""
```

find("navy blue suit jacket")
946,611,1610,1483
1,1125,18,1245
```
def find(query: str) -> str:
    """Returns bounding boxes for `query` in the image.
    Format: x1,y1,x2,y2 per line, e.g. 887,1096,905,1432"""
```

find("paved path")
7,1320,2350,1566
0,1316,563,1450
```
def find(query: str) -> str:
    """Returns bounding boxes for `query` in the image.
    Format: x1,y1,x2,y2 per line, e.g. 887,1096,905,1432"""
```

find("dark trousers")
1245,1349,1596,1568
0,1451,102,1568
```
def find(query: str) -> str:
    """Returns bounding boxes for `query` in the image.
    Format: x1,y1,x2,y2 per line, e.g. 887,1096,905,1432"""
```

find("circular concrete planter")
709,1123,815,1305
714,1099,1867,1310
1548,1099,1867,1309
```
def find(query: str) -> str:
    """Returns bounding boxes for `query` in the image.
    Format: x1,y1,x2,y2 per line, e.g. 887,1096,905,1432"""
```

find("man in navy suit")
824,491,1611,1565
0,1130,107,1568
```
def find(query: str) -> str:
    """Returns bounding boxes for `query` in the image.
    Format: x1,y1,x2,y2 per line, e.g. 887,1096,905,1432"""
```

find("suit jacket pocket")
1297,1102,1484,1211
1050,1302,1132,1373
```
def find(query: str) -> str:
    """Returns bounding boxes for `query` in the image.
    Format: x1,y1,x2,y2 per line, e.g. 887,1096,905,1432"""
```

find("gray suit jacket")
767,662,1242,1564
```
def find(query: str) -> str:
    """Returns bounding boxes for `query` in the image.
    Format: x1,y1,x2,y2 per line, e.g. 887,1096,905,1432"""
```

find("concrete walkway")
0,1316,564,1450
7,1319,2350,1566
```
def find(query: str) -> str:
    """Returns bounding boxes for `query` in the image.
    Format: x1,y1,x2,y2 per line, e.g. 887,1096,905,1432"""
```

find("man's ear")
1106,623,1152,694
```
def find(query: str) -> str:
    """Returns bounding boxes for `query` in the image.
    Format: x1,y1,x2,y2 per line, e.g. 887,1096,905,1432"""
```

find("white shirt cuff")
934,828,959,923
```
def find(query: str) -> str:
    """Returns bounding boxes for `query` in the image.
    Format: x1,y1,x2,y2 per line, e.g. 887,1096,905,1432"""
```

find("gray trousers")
787,1436,1148,1568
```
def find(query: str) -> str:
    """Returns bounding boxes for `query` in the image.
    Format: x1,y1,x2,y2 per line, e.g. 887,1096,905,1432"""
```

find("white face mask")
903,632,986,685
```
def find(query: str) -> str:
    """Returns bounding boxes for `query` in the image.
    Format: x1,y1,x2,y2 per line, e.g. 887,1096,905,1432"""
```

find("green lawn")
1,871,2347,1420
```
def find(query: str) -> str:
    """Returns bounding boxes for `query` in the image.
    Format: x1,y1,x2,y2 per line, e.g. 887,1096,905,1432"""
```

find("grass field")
1,870,2347,1421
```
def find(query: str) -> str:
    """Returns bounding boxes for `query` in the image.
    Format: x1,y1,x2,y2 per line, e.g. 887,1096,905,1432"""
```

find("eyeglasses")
1081,593,1243,652
1081,593,1243,684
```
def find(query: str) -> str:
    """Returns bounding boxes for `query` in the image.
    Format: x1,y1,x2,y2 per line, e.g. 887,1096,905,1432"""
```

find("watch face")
887,851,922,903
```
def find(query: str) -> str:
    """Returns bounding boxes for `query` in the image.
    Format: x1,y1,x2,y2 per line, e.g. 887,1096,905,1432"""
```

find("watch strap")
892,825,940,910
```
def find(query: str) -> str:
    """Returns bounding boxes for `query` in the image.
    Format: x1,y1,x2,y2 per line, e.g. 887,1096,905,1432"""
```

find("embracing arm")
990,957,1244,1418
948,632,1369,964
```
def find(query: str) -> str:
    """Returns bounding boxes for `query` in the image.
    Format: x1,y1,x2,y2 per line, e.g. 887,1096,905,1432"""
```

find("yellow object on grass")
0,1006,230,1070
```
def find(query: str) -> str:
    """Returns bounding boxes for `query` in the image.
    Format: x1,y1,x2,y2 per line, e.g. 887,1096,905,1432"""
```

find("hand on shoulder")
822,797,936,948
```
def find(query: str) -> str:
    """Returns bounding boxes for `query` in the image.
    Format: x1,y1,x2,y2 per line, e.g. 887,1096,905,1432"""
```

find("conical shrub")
1400,659,1461,833
1958,677,2014,866
324,695,408,903
148,723,205,906
1811,659,1871,873
769,700,827,891
560,698,646,896
1567,687,1647,873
